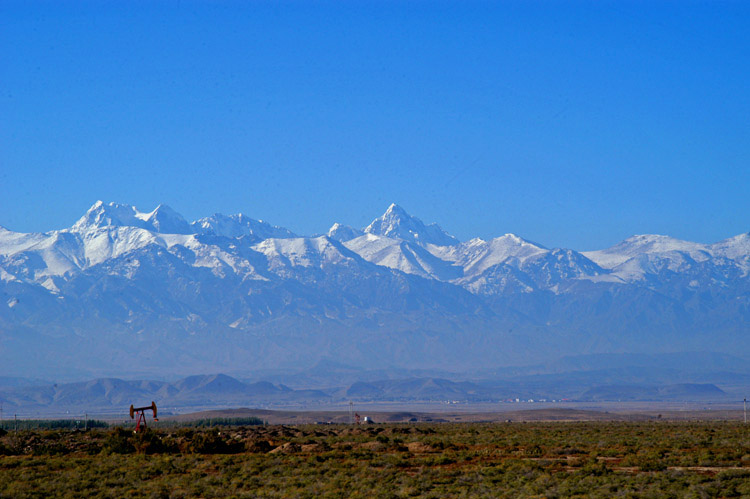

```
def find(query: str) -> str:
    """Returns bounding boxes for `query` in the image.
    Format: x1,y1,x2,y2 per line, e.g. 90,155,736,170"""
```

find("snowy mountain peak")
344,233,463,280
622,234,696,248
138,204,192,234
72,201,144,232
252,235,355,269
327,223,364,242
706,233,750,274
192,213,296,240
459,234,547,276
583,234,711,270
710,232,750,259
497,233,545,248
72,201,192,235
620,234,706,251
384,203,408,217
364,204,459,247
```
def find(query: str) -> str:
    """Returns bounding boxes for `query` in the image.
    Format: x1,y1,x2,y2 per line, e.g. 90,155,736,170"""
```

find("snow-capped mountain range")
1,201,748,378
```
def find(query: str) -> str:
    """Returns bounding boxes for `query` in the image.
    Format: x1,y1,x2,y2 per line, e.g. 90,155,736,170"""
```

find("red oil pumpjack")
129,401,158,432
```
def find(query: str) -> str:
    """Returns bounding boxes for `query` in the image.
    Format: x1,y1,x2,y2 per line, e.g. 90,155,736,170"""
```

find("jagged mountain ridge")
0,201,748,378
5,201,746,290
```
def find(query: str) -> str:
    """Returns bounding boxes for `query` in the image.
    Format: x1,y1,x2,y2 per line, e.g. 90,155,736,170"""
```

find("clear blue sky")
2,1,748,250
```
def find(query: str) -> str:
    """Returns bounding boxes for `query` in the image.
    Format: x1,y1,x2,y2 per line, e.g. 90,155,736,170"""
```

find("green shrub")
103,427,135,454
188,417,264,427
133,428,173,454
182,429,243,454
636,452,668,472
580,458,611,476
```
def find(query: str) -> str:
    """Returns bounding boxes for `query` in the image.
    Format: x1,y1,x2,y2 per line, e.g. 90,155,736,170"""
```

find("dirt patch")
269,442,301,454
407,442,435,453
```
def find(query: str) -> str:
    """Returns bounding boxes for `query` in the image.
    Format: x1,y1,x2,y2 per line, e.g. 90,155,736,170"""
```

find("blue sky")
2,1,748,250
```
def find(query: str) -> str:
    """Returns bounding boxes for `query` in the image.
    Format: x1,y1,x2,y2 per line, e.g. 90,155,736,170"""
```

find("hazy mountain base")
1,352,745,417
2,273,747,379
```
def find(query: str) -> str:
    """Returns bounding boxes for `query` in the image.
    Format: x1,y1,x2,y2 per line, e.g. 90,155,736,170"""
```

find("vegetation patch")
0,421,748,497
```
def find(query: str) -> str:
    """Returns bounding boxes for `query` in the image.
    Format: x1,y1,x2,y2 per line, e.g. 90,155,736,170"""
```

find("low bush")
102,427,135,454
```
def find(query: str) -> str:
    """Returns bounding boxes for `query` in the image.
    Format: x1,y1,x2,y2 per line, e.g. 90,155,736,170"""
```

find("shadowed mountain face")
0,202,748,379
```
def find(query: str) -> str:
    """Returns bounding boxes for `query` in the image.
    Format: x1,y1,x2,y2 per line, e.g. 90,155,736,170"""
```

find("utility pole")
349,401,353,425
14,414,18,432
744,398,747,424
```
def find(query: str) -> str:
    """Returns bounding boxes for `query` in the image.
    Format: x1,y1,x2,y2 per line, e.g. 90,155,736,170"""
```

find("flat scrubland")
162,406,746,425
1,420,749,498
